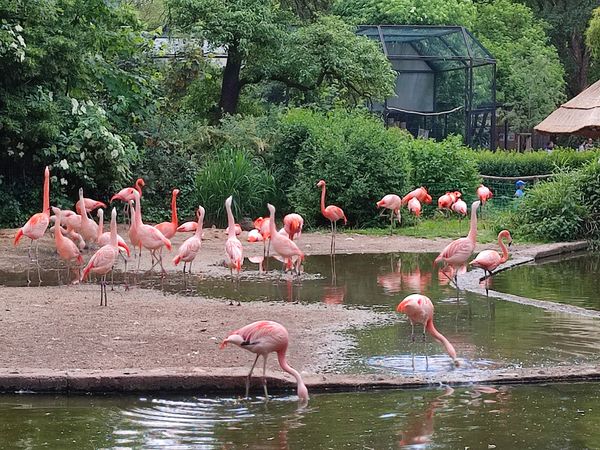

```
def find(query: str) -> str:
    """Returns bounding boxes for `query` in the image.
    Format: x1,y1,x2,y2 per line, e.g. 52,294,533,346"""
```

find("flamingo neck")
467,202,479,244
426,320,457,360
277,350,309,401
42,169,50,216
133,191,143,226
195,213,204,238
170,191,178,225
499,235,510,263
320,184,327,215
54,213,63,244
268,208,277,239
110,212,118,247
226,200,235,238
135,179,144,195
97,211,104,238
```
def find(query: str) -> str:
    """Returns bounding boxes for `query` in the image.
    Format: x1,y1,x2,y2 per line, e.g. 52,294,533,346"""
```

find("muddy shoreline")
0,226,590,393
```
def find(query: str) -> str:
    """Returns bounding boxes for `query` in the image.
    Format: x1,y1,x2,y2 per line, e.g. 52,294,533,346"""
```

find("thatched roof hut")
535,79,600,138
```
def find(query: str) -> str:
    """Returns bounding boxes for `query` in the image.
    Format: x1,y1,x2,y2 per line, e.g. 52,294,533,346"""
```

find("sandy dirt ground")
0,225,573,382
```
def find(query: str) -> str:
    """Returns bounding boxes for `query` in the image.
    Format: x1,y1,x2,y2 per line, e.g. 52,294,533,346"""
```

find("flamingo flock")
13,168,512,402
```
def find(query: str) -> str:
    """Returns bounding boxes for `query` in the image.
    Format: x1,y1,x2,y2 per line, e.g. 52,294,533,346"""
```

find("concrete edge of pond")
1,364,599,395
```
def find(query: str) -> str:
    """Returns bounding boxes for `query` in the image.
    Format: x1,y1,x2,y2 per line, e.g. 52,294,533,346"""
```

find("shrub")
514,171,587,241
195,146,276,227
404,135,481,207
475,148,599,177
280,108,411,227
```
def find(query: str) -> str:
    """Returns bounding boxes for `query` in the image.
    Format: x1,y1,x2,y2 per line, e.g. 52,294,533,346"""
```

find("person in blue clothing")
515,180,526,198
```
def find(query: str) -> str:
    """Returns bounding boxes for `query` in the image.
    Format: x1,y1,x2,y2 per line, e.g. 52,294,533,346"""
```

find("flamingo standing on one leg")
434,201,480,290
476,184,493,218
14,166,51,283
225,196,243,277
51,207,84,284
397,294,459,366
283,213,304,241
268,204,304,275
173,206,205,274
376,194,402,235
155,188,180,239
220,320,309,402
470,230,512,280
81,207,120,306
317,180,347,255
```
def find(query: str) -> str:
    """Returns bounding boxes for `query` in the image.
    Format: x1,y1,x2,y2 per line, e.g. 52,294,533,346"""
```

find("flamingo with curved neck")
317,180,347,255
470,229,512,278
155,188,180,239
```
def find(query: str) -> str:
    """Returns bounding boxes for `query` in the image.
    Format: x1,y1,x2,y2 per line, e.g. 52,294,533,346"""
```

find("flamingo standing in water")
81,207,120,306
173,206,205,274
376,194,402,235
51,207,84,284
155,188,180,239
220,320,309,402
470,229,512,279
317,180,347,254
225,196,243,276
283,213,304,241
131,190,171,272
267,204,304,274
434,201,480,290
397,294,459,366
14,166,51,282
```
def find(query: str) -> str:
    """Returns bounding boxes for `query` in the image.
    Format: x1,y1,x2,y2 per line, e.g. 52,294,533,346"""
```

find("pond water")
492,252,600,311
1,382,600,449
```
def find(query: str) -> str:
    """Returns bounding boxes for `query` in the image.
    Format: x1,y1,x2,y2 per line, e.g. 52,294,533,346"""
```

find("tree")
166,0,395,118
586,7,600,60
521,0,597,96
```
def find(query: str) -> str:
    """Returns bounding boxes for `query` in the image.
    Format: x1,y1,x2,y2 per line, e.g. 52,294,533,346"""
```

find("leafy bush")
279,108,411,227
513,171,587,241
404,135,481,206
475,148,599,176
195,146,276,227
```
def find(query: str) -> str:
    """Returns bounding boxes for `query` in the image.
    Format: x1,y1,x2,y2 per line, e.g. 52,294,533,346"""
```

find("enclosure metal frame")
357,25,497,150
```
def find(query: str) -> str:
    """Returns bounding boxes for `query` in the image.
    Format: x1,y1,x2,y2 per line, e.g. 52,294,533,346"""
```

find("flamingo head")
267,203,275,216
453,191,462,199
78,187,84,198
136,178,145,188
225,195,233,209
500,229,513,246
376,199,384,208
111,187,137,203
173,188,180,197
111,207,117,221
51,206,61,217
471,200,481,211
97,208,104,219
316,180,325,188
197,205,205,221
219,333,244,349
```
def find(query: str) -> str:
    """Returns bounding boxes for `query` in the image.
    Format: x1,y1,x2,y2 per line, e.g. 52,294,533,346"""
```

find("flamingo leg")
390,211,394,235
330,221,334,255
188,261,193,274
411,322,415,342
422,323,427,342
245,354,260,398
262,354,269,401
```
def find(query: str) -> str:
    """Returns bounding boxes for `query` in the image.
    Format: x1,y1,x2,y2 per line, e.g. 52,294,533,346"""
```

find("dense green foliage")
195,147,276,227
586,7,600,60
275,108,411,227
475,149,600,177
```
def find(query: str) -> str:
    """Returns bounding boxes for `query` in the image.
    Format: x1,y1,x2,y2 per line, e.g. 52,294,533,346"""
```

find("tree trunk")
570,30,591,95
218,41,243,118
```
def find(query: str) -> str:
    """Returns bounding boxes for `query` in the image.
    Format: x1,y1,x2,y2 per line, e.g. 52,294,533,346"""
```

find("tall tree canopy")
166,0,395,118
521,0,597,96
586,7,600,61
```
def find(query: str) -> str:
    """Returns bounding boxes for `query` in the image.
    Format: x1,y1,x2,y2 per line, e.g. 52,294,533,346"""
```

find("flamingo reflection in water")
322,253,346,304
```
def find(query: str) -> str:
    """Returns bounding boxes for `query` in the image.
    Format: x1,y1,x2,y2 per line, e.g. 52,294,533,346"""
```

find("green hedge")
475,148,599,177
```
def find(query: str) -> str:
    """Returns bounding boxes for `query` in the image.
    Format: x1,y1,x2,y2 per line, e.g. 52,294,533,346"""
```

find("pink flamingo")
131,190,171,272
437,191,461,211
268,203,304,274
225,224,242,235
155,188,180,239
470,229,512,278
51,207,84,284
75,197,106,215
376,194,402,234
96,209,131,257
177,221,197,233
476,184,493,205
173,206,205,274
402,187,432,206
225,195,243,276
76,188,99,246
111,187,143,263
283,213,304,241
434,201,480,289
247,229,263,242
220,320,309,402
14,166,51,280
397,294,459,365
407,197,422,217
451,198,467,216
254,216,272,257
81,207,120,306
317,180,347,254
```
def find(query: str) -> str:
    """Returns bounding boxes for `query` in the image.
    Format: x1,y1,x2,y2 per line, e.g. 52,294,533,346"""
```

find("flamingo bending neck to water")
470,229,512,279
220,320,309,402
317,180,347,255
376,194,402,235
397,294,458,366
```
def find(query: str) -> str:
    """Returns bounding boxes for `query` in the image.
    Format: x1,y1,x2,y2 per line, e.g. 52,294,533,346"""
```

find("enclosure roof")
356,25,495,72
535,78,600,138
